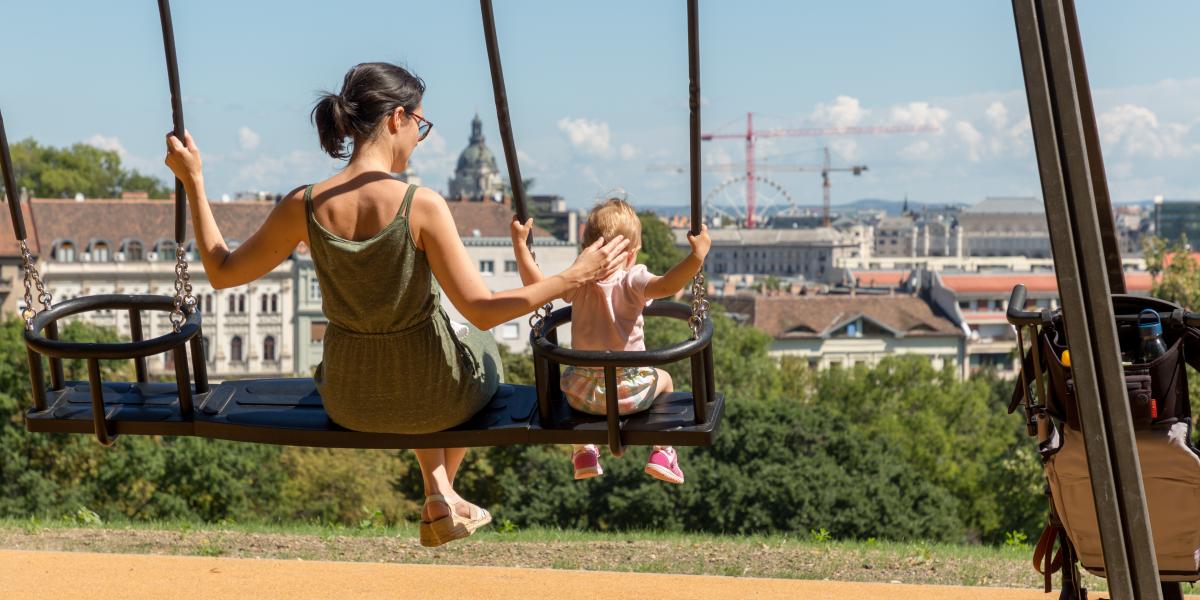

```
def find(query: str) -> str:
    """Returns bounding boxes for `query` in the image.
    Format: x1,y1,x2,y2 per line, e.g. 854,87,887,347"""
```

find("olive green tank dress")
305,181,502,434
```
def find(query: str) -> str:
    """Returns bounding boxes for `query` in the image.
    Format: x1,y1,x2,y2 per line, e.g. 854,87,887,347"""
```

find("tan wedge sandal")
418,494,492,548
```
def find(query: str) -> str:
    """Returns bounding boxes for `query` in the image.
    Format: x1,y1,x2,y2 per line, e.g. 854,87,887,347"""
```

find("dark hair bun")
311,63,425,160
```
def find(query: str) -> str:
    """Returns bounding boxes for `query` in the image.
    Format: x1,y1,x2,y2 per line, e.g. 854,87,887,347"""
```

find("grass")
4,516,1191,594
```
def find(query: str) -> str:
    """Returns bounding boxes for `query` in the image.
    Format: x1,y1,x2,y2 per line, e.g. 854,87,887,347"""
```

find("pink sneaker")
644,447,684,484
572,445,603,480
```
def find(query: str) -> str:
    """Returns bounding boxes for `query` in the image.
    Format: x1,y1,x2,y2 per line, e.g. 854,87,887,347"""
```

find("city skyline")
0,1,1197,210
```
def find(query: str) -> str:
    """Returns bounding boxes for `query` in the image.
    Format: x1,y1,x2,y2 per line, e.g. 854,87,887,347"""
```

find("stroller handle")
1006,283,1200,328
1007,284,1042,326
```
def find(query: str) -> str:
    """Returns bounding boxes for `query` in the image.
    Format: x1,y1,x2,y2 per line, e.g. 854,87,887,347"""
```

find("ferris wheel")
704,174,795,228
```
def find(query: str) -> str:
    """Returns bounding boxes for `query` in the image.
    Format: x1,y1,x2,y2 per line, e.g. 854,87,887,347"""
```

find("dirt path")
0,549,1091,600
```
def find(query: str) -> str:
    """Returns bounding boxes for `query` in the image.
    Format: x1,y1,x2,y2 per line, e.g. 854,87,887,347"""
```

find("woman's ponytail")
311,63,425,160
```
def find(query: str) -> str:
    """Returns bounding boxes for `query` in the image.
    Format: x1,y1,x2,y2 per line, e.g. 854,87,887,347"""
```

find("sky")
1,0,1198,214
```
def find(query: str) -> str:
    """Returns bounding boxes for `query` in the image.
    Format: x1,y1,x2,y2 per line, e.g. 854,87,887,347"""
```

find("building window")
309,277,322,301
271,294,279,314
238,294,246,314
500,323,520,340
504,260,518,273
205,294,213,314
480,260,495,275
311,321,328,344
230,336,243,362
261,294,268,313
55,241,76,262
122,240,144,261
156,240,177,261
228,295,237,314
263,336,276,361
91,241,110,262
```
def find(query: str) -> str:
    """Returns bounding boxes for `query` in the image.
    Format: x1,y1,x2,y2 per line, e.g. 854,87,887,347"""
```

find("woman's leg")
414,448,462,521
445,447,468,484
416,447,483,520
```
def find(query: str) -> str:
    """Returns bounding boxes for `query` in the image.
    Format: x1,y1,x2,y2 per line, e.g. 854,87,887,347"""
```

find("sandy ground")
0,549,1131,600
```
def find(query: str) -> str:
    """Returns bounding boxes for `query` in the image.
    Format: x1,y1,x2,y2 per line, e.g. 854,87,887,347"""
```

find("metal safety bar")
24,294,206,446
530,302,715,457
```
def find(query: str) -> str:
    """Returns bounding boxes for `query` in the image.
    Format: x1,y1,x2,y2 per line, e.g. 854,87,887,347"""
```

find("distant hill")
635,198,966,220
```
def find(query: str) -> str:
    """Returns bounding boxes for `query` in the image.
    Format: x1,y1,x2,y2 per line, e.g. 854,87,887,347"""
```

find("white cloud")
888,101,950,131
955,121,984,162
830,139,862,162
985,101,1009,130
231,150,339,192
237,126,260,151
1099,103,1195,159
811,95,869,128
619,143,637,160
84,134,127,158
421,128,448,156
899,139,941,161
557,117,613,158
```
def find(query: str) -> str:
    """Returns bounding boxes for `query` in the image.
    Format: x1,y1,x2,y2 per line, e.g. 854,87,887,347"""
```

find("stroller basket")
1006,284,1200,590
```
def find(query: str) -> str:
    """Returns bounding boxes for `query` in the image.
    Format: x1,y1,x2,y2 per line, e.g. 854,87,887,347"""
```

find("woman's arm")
165,132,305,289
411,189,628,330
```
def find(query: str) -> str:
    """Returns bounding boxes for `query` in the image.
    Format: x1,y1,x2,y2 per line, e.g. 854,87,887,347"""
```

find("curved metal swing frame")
2,0,723,452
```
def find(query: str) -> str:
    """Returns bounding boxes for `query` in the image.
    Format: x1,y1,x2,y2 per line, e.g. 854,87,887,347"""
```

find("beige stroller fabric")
1045,422,1200,581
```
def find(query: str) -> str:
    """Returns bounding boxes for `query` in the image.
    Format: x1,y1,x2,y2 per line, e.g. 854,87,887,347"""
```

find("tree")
1143,234,1200,420
4,139,170,200
637,211,686,275
1144,234,1200,311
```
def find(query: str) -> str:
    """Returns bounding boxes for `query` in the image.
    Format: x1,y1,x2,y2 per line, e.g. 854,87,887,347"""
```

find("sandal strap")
425,494,488,521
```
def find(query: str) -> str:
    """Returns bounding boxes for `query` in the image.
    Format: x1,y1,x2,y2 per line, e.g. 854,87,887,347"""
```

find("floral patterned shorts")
561,366,659,416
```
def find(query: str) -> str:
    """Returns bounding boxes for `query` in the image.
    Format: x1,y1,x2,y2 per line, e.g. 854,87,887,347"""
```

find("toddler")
511,198,710,484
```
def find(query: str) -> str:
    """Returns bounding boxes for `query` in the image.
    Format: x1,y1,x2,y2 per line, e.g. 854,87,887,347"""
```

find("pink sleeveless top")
562,264,655,352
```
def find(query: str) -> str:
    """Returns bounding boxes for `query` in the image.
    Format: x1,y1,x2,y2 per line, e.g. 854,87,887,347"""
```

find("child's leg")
651,368,673,452
645,368,684,483
571,444,602,479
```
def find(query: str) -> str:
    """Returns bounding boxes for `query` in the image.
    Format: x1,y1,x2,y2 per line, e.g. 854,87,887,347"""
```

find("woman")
164,62,629,547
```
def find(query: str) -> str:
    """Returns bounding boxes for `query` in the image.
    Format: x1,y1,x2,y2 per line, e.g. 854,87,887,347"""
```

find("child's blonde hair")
581,198,641,249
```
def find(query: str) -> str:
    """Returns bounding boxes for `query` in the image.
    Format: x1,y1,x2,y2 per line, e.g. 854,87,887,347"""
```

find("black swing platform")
7,0,722,456
20,297,723,452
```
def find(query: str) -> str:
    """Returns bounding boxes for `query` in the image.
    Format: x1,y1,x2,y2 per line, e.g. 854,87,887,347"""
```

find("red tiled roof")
0,201,39,256
447,201,553,239
940,272,1153,294
719,294,962,339
29,198,273,251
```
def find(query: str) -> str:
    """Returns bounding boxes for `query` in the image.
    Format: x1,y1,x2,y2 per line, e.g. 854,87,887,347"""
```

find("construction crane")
760,147,866,227
699,112,937,228
647,146,865,227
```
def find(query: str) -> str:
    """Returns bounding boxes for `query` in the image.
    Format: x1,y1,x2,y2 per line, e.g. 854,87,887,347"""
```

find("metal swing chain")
526,248,553,339
689,264,709,340
170,246,196,332
19,240,52,331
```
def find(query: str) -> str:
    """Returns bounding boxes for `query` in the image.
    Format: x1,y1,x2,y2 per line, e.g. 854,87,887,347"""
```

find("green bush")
0,311,1043,544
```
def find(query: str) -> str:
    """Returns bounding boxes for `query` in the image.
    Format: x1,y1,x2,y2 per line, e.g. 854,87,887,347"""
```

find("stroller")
1007,284,1200,600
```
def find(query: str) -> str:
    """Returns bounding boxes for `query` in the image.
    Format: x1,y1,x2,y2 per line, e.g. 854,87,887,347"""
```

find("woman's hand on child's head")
510,217,534,247
571,235,631,284
164,130,204,183
687,224,711,260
